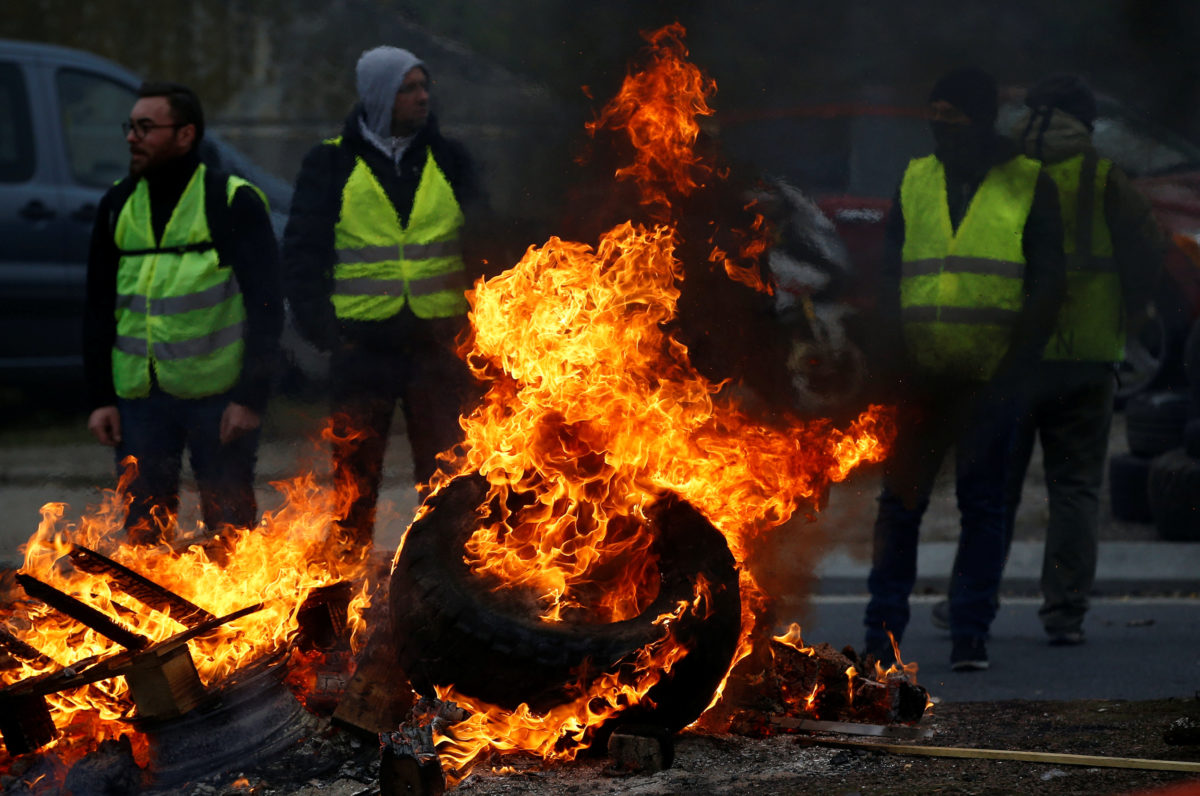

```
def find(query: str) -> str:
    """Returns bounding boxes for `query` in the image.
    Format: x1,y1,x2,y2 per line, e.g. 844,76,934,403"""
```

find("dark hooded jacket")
282,105,485,352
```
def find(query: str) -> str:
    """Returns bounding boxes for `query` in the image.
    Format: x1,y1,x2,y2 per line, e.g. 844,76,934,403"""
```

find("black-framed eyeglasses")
121,119,184,139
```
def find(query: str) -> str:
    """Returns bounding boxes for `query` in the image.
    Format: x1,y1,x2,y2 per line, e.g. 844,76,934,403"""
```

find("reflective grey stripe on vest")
114,320,245,361
116,276,242,316
336,240,462,264
334,269,471,297
902,305,1019,325
902,256,1025,279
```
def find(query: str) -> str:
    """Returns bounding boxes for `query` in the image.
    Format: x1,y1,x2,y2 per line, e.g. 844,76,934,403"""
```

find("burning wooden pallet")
0,544,262,756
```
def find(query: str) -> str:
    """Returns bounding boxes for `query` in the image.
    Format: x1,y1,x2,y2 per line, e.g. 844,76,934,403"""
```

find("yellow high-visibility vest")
329,140,469,321
112,164,266,399
900,153,1042,380
1041,154,1121,361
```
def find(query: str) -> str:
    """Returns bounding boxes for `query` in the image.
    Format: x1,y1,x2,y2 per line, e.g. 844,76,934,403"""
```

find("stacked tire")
1112,320,1200,540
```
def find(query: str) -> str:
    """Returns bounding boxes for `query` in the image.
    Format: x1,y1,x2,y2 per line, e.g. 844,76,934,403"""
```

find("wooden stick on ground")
803,737,1200,773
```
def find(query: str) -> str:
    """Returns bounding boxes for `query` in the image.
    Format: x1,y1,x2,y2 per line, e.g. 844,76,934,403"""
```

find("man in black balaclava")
861,67,1065,673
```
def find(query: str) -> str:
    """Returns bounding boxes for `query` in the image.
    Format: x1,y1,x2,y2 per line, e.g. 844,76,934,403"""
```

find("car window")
0,61,35,183
56,68,136,187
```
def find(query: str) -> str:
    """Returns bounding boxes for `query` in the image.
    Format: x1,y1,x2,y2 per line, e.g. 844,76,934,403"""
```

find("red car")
719,95,1200,402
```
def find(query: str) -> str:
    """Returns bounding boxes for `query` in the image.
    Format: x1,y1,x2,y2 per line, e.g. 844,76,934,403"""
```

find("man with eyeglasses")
82,81,282,548
283,46,489,553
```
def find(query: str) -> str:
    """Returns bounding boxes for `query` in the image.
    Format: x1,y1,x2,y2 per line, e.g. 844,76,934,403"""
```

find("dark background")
4,0,1198,227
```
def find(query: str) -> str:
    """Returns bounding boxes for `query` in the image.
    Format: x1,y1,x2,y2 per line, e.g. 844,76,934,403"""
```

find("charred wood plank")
0,627,56,668
0,602,263,699
333,590,414,737
607,724,675,772
0,692,57,756
124,643,207,720
68,545,215,627
296,581,353,651
15,573,149,650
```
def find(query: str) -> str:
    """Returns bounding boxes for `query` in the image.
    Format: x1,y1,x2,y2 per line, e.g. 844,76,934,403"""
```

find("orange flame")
1,450,374,773
409,23,894,775
585,22,716,212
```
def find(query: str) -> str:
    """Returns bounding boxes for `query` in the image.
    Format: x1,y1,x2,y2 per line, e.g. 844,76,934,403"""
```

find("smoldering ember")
1,24,1197,796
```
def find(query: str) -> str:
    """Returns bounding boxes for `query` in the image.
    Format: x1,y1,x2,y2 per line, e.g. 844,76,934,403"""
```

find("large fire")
415,22,896,783
1,462,375,771
1,22,897,790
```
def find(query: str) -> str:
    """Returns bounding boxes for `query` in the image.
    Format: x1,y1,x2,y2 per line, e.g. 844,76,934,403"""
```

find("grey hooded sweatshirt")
1011,106,1166,324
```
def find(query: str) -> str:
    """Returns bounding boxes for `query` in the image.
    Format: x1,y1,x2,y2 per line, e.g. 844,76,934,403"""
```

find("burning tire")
390,472,741,729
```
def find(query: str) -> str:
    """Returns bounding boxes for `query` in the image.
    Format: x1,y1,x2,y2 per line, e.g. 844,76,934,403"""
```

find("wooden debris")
607,724,675,773
68,545,216,627
0,692,57,755
333,589,414,737
124,642,207,720
296,581,353,651
15,573,150,650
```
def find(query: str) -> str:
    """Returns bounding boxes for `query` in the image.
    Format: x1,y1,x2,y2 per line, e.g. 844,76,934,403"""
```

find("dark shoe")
950,636,989,671
862,636,896,668
1047,628,1085,646
931,599,950,630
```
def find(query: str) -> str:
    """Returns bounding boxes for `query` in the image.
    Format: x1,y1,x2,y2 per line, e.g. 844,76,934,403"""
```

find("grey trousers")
1007,362,1115,633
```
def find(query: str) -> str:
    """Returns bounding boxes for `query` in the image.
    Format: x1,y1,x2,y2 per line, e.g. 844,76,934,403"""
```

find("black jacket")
282,106,485,352
83,149,283,413
875,138,1066,392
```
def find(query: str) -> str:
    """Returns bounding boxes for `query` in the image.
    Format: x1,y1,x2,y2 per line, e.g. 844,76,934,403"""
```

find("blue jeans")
117,386,260,543
864,384,1018,645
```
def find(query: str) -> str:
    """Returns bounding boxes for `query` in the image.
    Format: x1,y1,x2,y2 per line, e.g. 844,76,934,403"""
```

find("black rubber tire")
1186,419,1200,459
1185,319,1200,414
390,473,741,722
1124,390,1191,458
1147,449,1200,541
1108,452,1154,524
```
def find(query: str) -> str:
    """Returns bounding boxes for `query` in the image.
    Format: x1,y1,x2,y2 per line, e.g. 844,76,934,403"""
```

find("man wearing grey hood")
1003,75,1164,644
283,45,486,550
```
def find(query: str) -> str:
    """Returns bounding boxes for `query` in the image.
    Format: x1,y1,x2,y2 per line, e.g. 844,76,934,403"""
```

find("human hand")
87,406,122,446
220,402,261,445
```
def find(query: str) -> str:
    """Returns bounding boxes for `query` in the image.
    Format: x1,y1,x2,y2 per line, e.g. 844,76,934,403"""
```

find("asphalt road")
796,594,1200,704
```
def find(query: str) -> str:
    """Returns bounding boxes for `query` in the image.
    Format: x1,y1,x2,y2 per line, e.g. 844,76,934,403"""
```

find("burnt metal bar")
69,545,216,628
15,573,149,650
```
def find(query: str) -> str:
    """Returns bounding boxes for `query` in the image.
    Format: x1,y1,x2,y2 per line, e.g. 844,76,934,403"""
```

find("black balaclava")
928,67,999,177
